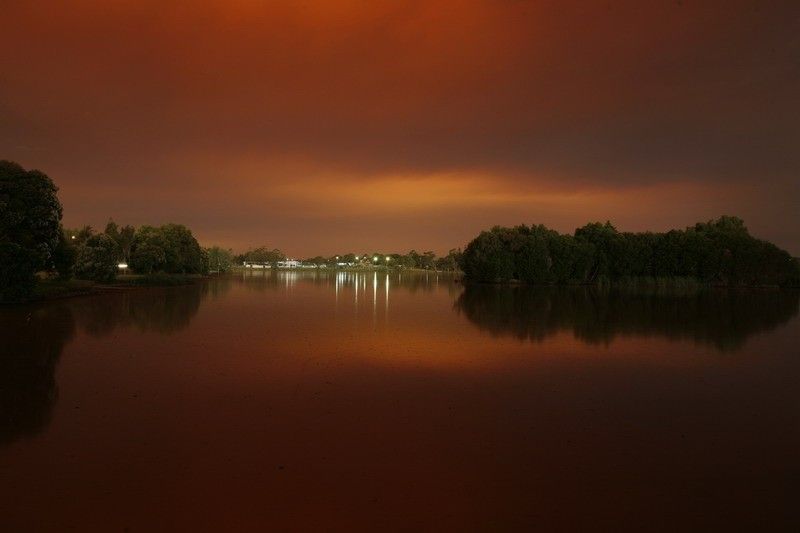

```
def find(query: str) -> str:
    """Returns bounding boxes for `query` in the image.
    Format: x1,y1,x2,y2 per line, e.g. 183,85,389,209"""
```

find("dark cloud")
1,1,798,254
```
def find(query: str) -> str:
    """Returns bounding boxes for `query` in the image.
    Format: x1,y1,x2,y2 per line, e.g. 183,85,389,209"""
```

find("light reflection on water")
1,272,799,531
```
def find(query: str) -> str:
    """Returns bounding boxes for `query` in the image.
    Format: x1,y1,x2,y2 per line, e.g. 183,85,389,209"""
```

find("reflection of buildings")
455,285,800,351
239,269,450,325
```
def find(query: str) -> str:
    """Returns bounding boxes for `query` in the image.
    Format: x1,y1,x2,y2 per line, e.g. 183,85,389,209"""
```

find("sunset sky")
2,1,798,256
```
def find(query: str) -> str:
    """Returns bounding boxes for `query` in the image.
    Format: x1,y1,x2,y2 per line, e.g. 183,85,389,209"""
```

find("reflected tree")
72,282,228,337
0,280,231,446
0,304,75,445
455,285,800,351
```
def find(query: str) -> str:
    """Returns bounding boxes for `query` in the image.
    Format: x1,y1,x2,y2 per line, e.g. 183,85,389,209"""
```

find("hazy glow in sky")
1,1,798,255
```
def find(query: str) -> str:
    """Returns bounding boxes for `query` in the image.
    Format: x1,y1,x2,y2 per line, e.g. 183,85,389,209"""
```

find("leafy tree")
104,219,135,262
419,251,437,269
206,246,234,272
242,246,284,265
74,234,118,282
574,221,625,281
129,240,166,274
130,224,207,274
435,249,463,271
0,161,64,301
159,224,206,274
52,227,77,279
130,225,166,273
460,227,515,282
66,225,94,245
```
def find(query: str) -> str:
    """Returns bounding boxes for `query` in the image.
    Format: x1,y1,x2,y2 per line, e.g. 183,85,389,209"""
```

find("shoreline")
17,274,209,304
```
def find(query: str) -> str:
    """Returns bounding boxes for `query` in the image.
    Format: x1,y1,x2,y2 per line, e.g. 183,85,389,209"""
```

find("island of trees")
459,219,800,287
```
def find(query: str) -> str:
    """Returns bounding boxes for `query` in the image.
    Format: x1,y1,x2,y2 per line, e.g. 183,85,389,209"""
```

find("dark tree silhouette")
460,217,800,287
0,161,64,301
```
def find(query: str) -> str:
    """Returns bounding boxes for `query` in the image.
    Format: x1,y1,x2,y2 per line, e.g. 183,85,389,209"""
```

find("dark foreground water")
1,272,799,531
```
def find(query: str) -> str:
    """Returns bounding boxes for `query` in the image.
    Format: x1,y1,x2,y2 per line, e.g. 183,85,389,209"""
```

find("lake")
2,272,799,531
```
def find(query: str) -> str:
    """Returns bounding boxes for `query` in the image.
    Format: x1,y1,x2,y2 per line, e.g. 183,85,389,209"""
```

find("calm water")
2,272,799,531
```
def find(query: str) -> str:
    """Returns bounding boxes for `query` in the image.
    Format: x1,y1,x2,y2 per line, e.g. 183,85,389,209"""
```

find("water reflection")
456,285,800,351
0,304,75,445
3,276,799,449
0,282,232,445
3,274,800,529
239,268,443,295
73,286,204,337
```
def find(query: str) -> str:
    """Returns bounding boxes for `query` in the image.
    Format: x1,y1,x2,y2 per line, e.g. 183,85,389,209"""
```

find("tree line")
1,161,209,302
1,161,462,302
459,218,800,287
7,160,796,302
233,248,464,271
65,221,208,281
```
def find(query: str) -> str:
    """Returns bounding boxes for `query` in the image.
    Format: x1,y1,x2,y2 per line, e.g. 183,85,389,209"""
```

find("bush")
460,228,515,282
74,234,118,282
130,224,207,274
51,229,77,279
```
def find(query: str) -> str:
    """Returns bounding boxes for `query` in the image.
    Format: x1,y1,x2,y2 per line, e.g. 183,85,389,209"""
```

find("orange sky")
2,1,798,255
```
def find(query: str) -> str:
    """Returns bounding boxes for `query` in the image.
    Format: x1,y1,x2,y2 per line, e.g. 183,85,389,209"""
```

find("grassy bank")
32,279,96,300
27,274,205,302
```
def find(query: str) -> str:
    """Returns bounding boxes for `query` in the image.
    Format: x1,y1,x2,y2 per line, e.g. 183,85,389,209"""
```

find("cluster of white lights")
333,254,390,262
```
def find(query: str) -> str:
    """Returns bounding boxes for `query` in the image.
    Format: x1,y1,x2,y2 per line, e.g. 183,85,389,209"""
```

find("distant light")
117,263,128,269
70,235,75,240
373,256,378,262
385,257,390,261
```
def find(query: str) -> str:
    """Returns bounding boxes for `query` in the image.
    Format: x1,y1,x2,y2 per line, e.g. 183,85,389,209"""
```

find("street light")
385,256,390,262
373,256,378,262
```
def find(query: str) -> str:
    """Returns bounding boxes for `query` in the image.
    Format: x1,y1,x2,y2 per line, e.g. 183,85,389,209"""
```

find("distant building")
243,261,271,269
277,259,301,269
